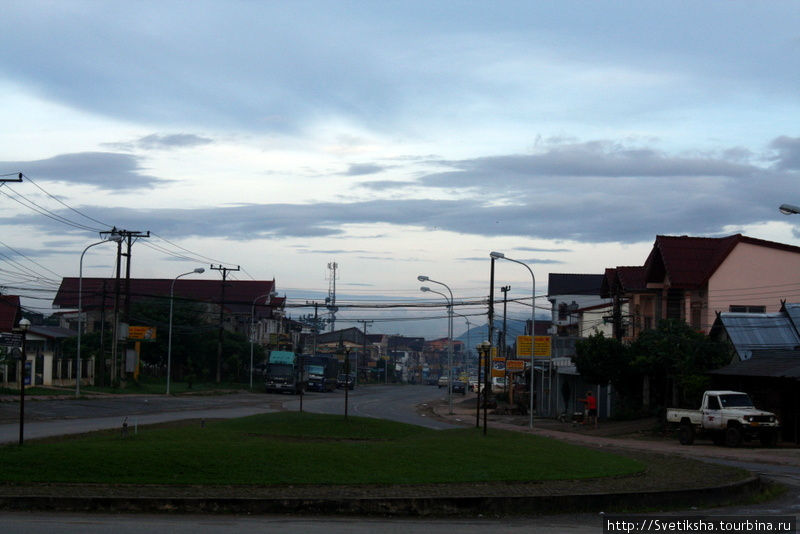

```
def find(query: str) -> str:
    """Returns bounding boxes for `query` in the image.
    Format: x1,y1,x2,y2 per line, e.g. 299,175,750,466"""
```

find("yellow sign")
128,326,156,341
506,359,526,371
516,335,532,358
534,335,552,357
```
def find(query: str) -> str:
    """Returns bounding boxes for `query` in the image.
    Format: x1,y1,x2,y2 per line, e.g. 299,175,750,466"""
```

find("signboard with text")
128,326,157,341
506,359,526,372
533,336,552,358
516,335,532,358
0,333,23,348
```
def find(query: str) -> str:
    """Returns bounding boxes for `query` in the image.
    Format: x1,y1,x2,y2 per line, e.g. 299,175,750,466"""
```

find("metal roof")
717,312,800,360
710,349,800,379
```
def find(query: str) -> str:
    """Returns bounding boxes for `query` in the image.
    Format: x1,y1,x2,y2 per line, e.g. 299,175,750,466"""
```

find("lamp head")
18,317,31,331
420,286,431,292
779,204,800,216
193,267,205,274
417,275,429,282
490,251,505,259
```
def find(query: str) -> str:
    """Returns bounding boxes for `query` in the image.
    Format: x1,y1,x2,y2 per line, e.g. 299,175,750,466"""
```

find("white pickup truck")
666,390,779,447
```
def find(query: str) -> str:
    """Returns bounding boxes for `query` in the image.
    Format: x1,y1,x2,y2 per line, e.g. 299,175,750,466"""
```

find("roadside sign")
506,359,525,371
516,335,532,358
0,333,23,347
492,357,505,378
128,326,157,341
534,335,552,358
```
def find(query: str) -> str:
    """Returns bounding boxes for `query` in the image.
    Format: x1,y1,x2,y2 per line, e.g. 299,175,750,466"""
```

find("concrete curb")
0,476,763,516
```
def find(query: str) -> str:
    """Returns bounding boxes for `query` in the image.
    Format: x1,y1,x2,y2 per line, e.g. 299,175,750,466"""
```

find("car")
451,381,467,395
437,375,449,388
336,374,355,390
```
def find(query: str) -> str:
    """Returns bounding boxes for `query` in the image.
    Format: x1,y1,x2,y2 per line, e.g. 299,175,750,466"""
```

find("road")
284,384,459,429
0,384,798,532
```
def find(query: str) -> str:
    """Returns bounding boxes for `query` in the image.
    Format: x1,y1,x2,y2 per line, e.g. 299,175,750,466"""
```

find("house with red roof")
604,234,800,339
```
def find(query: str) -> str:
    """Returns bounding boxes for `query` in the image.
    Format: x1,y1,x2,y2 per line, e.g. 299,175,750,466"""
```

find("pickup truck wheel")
760,430,778,447
725,426,742,448
679,423,695,445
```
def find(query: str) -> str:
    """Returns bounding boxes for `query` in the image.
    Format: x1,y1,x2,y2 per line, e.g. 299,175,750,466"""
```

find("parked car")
437,375,449,388
451,381,467,395
666,390,779,447
336,374,355,390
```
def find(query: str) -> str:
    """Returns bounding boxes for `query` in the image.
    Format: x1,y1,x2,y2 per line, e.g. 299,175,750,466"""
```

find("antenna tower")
325,261,339,332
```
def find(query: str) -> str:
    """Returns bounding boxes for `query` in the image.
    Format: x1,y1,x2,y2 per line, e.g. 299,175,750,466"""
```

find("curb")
0,476,763,516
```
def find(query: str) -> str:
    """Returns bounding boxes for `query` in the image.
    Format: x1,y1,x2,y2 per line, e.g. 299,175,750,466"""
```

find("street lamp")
420,276,455,415
250,289,278,390
490,251,537,428
167,268,205,395
77,236,122,397
17,317,30,446
779,204,800,215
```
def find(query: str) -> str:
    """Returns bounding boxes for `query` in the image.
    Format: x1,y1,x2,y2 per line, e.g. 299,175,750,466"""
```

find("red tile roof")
645,234,800,289
52,278,281,316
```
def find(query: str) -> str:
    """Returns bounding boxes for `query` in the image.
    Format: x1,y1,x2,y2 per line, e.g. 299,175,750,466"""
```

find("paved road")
0,392,281,444
0,385,454,443
284,384,459,429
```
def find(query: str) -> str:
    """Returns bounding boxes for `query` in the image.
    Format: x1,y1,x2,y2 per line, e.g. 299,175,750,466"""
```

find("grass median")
0,412,644,485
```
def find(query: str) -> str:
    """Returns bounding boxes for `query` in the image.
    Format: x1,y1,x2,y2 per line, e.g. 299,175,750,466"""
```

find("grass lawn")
0,412,643,486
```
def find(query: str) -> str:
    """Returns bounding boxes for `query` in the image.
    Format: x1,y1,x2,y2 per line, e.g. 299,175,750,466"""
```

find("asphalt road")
0,385,455,444
283,384,460,429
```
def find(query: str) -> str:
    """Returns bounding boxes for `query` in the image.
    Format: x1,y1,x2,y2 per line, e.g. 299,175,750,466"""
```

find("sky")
0,1,799,340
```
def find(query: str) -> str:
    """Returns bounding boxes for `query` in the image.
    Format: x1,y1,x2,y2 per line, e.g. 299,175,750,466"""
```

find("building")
49,277,286,386
547,274,609,336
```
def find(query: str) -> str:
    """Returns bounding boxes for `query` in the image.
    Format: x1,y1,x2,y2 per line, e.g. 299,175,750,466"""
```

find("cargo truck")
306,355,338,392
264,350,306,394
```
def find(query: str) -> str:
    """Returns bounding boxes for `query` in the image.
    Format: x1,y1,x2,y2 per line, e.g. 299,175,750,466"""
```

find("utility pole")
360,320,372,386
120,230,149,382
486,256,496,435
210,264,240,383
500,285,510,395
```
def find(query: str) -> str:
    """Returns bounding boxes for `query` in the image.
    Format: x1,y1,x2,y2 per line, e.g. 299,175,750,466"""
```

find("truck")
305,355,338,392
666,390,780,447
264,350,306,394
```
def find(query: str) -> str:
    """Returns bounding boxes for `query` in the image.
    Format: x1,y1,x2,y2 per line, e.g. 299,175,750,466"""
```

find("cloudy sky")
1,1,799,338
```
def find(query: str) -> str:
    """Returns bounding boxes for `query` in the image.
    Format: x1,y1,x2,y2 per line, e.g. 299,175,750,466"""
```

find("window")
706,396,721,410
729,305,766,313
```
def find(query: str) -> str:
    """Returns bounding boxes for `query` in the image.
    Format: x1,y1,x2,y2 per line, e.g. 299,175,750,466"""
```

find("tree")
629,319,730,409
573,331,637,398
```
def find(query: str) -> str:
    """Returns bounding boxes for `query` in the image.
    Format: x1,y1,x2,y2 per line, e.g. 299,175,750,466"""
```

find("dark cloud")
343,163,387,176
770,136,800,171
516,246,572,253
2,136,798,245
4,152,168,190
459,256,564,264
358,180,416,190
421,142,759,190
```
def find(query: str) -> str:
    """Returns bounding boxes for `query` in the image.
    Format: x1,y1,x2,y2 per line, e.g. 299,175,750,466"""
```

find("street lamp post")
167,268,205,395
17,317,30,446
77,237,121,397
490,251,536,428
419,276,454,415
250,289,278,390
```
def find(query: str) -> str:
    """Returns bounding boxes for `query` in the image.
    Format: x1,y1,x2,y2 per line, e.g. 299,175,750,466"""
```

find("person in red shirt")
579,391,598,428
